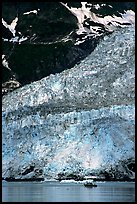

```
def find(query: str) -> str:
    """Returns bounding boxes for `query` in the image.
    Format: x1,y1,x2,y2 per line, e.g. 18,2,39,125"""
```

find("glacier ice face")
2,105,135,180
2,25,135,180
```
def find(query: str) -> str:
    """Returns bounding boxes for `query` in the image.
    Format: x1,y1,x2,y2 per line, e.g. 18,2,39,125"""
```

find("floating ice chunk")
60,179,93,184
60,179,77,183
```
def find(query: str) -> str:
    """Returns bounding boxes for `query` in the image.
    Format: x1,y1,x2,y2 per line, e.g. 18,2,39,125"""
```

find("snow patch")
2,17,18,37
94,4,101,10
9,36,28,43
2,55,11,71
2,38,9,42
23,9,40,15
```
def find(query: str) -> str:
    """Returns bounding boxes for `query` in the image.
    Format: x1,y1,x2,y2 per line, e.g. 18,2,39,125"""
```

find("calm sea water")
2,181,135,202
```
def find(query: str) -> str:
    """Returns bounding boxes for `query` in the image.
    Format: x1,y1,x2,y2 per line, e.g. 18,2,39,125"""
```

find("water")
2,181,135,202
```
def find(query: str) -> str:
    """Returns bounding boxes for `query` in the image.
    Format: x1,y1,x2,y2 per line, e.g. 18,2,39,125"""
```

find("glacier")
2,24,135,181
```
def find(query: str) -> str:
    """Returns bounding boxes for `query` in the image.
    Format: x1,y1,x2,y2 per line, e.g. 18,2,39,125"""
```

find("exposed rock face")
2,25,135,181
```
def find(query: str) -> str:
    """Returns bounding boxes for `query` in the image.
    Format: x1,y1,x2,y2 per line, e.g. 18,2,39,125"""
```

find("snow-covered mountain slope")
60,2,135,45
2,24,135,181
2,2,135,44
2,2,135,96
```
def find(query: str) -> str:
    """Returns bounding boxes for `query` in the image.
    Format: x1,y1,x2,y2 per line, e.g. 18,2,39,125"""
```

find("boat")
84,181,97,187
